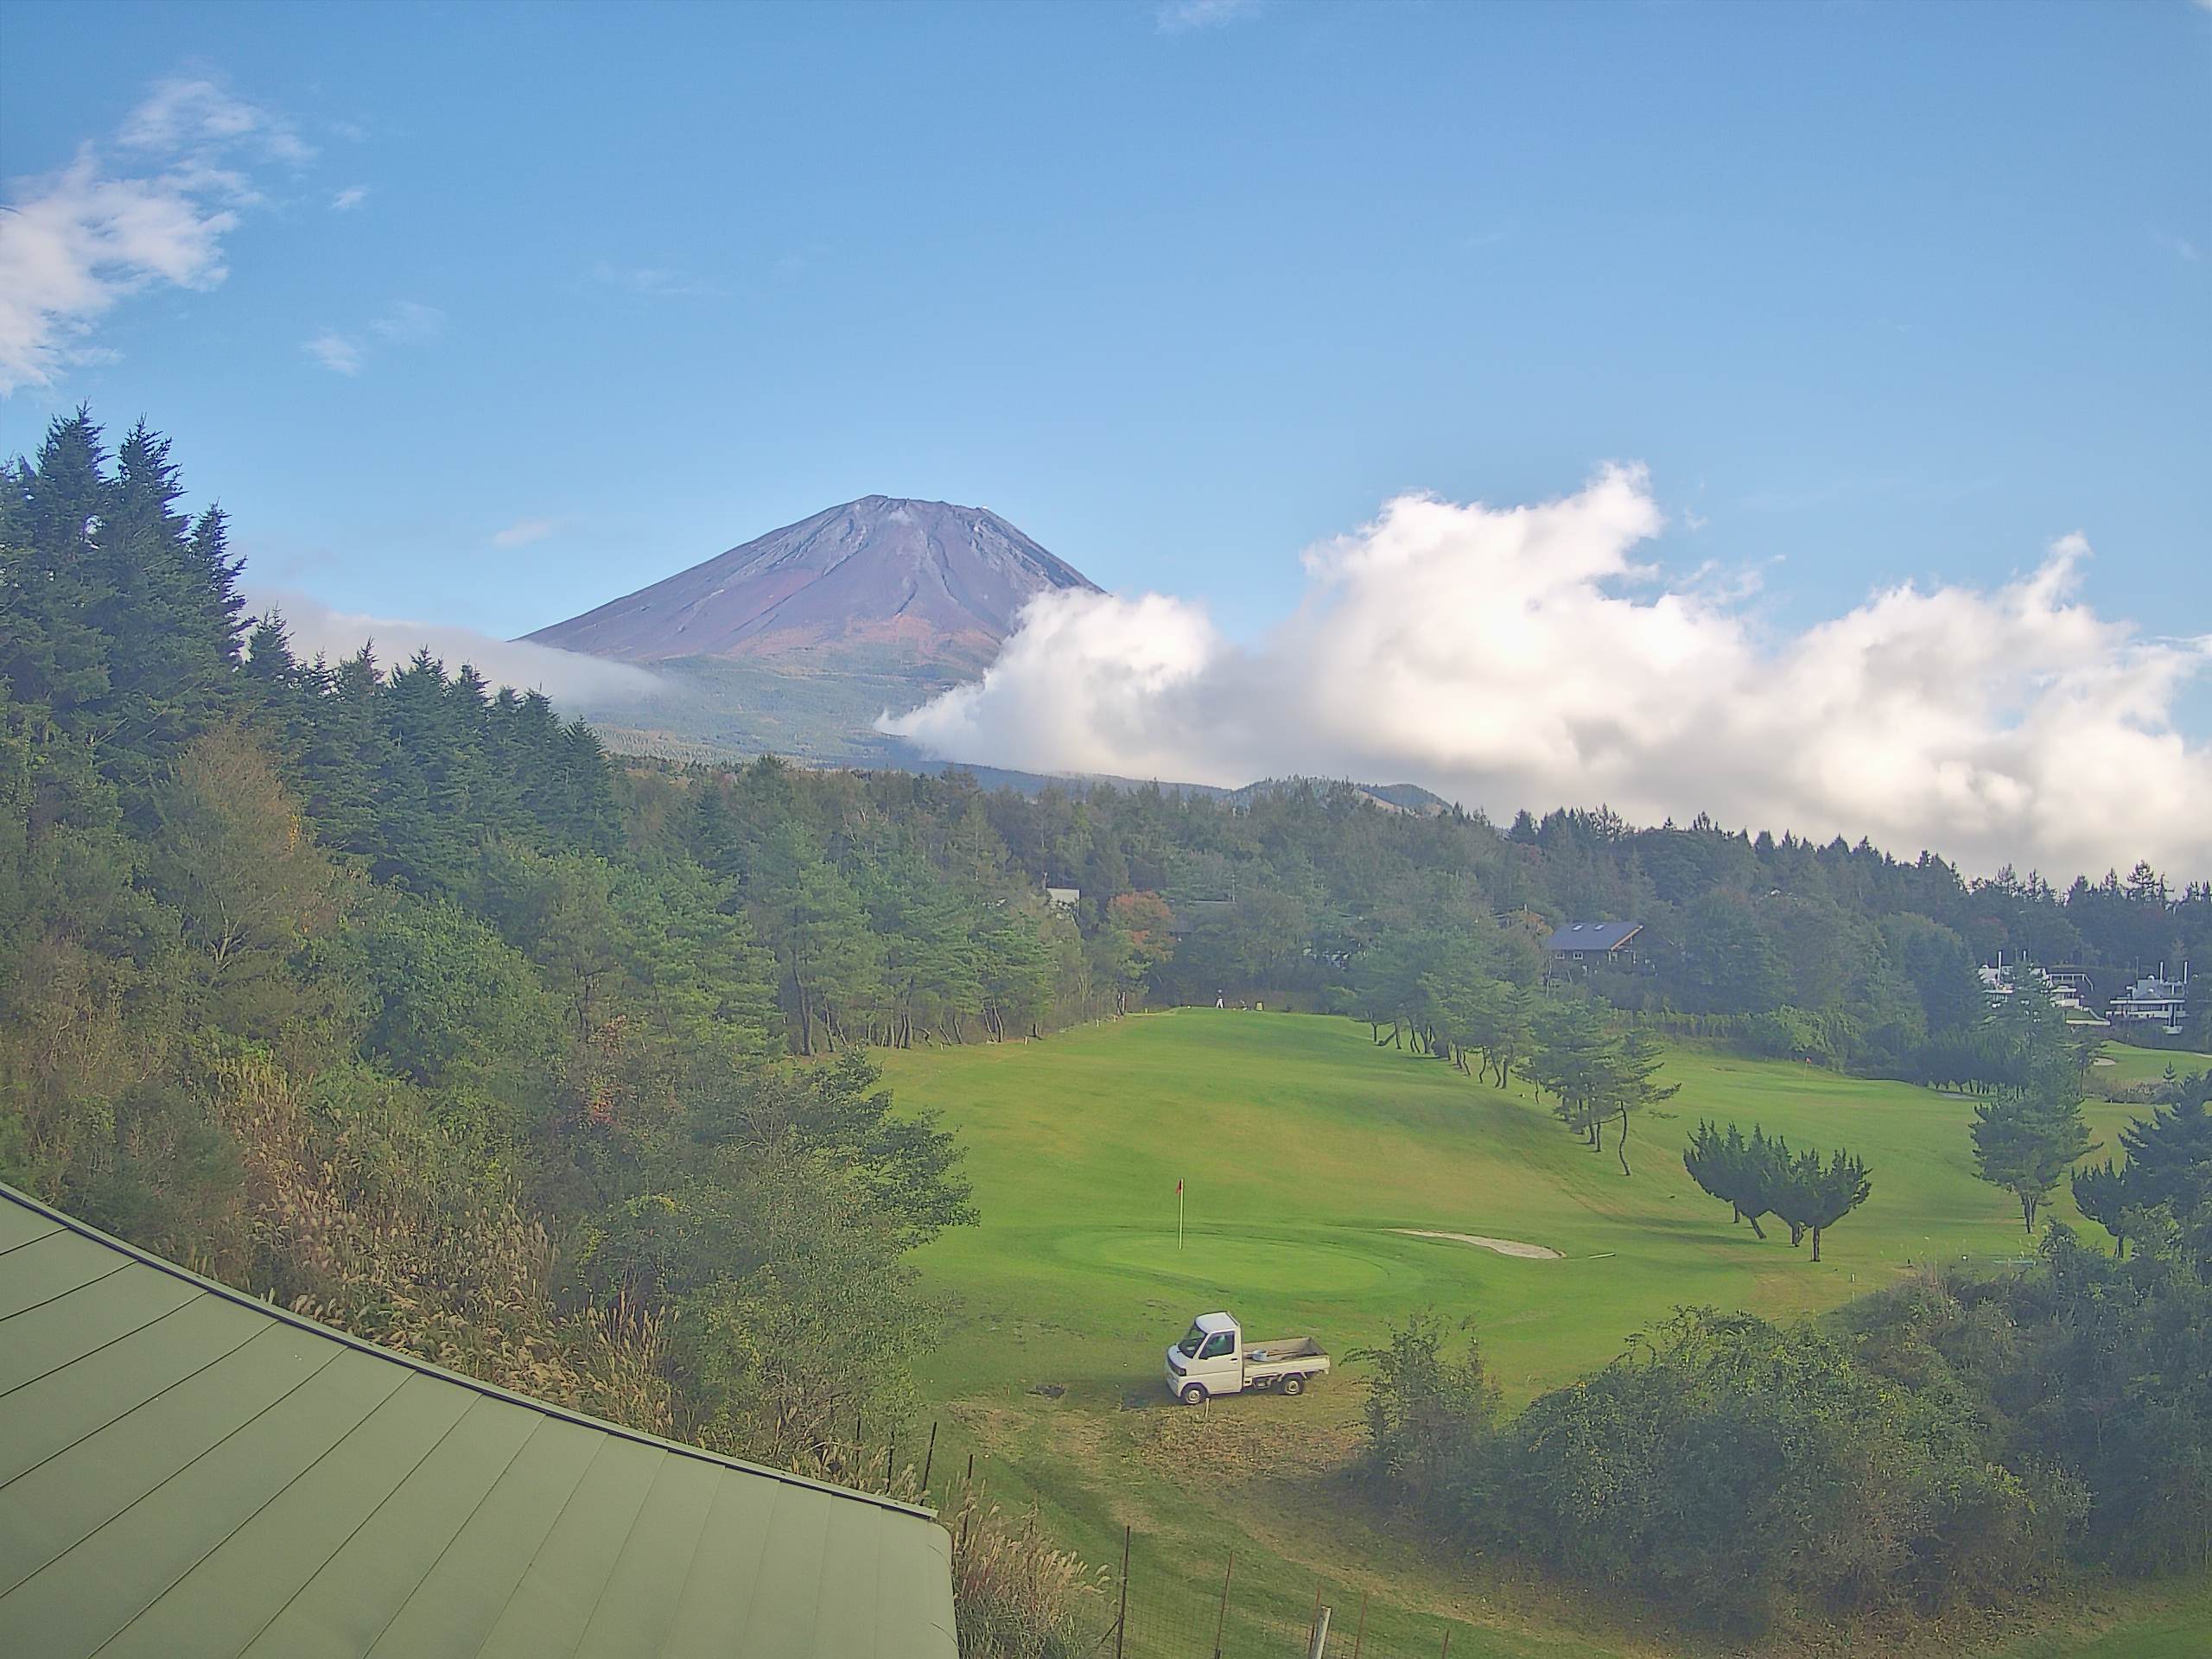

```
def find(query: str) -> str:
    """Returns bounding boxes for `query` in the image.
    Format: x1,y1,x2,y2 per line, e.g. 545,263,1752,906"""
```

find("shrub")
1359,1305,2079,1634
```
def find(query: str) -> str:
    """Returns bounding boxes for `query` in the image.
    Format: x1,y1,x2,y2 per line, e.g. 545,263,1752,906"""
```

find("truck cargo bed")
1243,1337,1325,1365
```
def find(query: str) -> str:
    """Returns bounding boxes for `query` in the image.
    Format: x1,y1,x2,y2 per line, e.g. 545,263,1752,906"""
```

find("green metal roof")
0,1183,957,1659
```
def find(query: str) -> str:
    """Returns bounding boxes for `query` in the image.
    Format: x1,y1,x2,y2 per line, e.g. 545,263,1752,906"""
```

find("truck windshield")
1175,1323,1207,1358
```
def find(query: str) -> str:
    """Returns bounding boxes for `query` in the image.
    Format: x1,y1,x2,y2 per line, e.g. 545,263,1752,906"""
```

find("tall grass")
943,1486,1107,1659
211,1052,674,1433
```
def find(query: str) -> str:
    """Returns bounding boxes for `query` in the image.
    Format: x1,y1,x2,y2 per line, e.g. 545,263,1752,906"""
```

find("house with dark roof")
0,1181,957,1659
1544,920,1643,962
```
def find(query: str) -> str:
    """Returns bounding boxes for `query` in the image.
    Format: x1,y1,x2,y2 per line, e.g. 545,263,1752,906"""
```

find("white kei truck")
1163,1311,1329,1405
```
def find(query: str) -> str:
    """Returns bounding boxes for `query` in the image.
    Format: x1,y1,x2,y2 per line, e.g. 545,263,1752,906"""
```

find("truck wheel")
1281,1375,1305,1396
1179,1383,1207,1407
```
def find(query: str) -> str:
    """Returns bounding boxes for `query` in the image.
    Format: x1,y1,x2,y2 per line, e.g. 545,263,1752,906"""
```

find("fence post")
922,1421,938,1493
1307,1605,1332,1659
1114,1525,1130,1659
1211,1550,1233,1659
1440,1630,1451,1658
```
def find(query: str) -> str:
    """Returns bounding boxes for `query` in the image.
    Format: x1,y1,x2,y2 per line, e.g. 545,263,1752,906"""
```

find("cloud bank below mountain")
883,467,2212,877
252,588,662,708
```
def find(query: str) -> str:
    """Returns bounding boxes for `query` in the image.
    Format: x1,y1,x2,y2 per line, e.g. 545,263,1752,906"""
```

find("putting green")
1058,1227,1399,1295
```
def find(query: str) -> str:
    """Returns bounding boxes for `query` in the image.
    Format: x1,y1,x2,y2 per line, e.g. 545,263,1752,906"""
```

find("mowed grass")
880,1009,2202,1658
2094,1039,2212,1090
888,1009,2133,1403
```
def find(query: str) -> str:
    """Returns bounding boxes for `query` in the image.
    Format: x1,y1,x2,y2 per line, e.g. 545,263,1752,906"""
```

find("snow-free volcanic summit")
524,495,1101,764
527,495,1099,668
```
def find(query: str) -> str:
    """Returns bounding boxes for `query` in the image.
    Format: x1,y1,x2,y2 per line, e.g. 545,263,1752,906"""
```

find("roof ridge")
0,1181,938,1523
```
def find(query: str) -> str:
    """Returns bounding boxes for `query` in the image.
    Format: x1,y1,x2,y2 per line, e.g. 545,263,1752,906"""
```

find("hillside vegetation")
3,416,2207,1656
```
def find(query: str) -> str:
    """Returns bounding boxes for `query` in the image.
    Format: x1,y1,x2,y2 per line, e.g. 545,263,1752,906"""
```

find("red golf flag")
1176,1179,1183,1195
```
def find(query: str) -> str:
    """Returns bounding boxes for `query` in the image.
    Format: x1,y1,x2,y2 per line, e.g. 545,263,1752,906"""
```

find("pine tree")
2116,1092,2212,1216
0,413,114,728
98,422,231,788
1684,1121,1789,1240
1771,1145,1872,1261
295,646,387,859
1606,1022,1680,1176
181,505,246,677
2070,1159,2133,1257
1973,1081,2094,1233
1529,996,1623,1151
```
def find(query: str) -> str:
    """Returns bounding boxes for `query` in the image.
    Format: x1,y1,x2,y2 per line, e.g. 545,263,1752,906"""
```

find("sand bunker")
1391,1228,1562,1261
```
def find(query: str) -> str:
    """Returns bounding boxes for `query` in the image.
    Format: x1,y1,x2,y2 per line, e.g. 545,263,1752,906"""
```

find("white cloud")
250,587,663,707
1157,0,1262,32
491,516,560,549
588,261,721,299
884,467,2212,877
329,185,368,212
302,302,444,376
116,77,313,168
0,77,303,394
302,330,362,375
2153,227,2203,264
371,299,446,342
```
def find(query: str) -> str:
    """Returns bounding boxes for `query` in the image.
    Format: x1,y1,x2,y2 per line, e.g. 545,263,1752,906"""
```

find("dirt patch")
1390,1228,1562,1260
1131,1395,1363,1488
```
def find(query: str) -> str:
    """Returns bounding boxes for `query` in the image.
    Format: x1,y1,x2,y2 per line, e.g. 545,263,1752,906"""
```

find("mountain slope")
526,495,1099,668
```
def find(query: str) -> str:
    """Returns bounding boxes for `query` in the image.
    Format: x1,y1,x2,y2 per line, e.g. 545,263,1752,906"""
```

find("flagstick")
1179,1182,1185,1251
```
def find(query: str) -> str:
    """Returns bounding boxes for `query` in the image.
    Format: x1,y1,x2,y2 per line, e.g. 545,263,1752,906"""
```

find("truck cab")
1163,1311,1328,1405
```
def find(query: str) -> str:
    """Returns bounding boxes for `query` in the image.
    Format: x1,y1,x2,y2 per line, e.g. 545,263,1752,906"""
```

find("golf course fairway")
878,1009,2212,1658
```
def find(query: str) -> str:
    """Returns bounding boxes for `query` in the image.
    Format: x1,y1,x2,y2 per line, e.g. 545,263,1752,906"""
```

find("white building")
1979,958,2110,1028
2110,965,2191,1033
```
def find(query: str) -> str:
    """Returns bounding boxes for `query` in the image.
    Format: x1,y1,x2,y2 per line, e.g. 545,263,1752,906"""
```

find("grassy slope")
879,1010,2206,1658
579,650,966,765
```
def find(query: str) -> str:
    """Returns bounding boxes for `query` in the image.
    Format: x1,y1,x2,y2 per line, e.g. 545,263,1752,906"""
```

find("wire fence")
825,1418,1465,1659
1087,1528,1463,1659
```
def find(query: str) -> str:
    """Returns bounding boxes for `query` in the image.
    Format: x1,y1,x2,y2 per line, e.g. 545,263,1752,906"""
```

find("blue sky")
3,0,2203,633
3,1,2209,868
